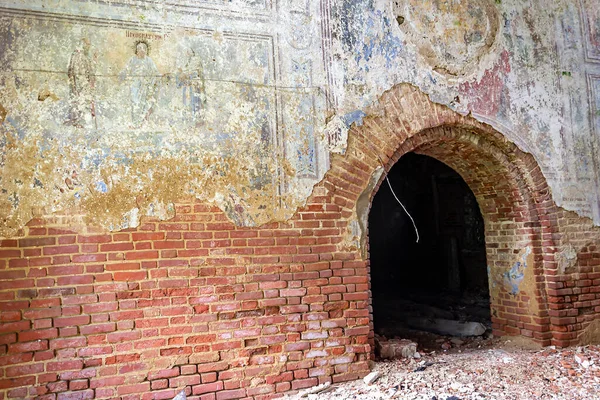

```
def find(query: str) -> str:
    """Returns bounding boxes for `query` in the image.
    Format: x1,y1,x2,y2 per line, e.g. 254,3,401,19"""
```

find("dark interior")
369,152,491,341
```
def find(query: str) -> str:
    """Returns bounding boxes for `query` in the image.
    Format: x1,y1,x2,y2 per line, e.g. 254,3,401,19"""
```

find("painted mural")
392,0,499,77
503,246,532,296
0,1,329,234
2,0,600,234
328,0,600,226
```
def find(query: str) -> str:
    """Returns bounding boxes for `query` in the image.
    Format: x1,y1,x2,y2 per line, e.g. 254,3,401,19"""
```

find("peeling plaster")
488,244,537,314
1,0,600,236
580,319,600,346
356,166,383,259
330,0,600,225
557,243,578,274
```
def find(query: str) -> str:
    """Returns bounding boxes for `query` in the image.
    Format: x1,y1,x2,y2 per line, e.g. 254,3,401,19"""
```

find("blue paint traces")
335,0,404,76
503,246,532,295
342,110,366,128
95,181,108,193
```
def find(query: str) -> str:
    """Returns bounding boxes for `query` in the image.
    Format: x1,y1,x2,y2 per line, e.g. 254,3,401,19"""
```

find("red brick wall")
1,84,599,399
0,199,371,399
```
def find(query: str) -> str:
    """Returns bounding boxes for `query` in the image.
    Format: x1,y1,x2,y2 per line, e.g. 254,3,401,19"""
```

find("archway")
359,123,553,347
323,85,600,350
370,152,490,342
322,84,560,348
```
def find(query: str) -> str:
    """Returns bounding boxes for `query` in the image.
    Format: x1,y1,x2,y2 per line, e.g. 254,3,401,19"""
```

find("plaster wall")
1,0,600,234
330,0,600,225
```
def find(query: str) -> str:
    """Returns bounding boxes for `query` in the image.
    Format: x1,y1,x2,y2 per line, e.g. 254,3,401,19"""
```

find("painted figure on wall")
176,47,206,123
66,38,96,127
119,41,160,128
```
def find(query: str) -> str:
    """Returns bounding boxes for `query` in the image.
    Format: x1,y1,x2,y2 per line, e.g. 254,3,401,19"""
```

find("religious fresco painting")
2,0,600,232
2,17,276,174
0,3,329,231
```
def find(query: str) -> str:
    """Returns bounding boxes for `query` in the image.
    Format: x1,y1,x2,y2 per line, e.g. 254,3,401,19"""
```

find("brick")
107,331,141,343
105,262,140,271
0,280,34,290
169,374,200,387
8,340,48,353
291,378,318,390
113,271,147,281
193,381,224,395
126,250,159,260
78,346,112,357
132,232,165,241
62,295,98,305
47,360,84,372
18,328,57,342
0,376,36,389
69,379,89,391
54,315,90,328
43,245,79,255
216,389,246,400
6,362,44,377
50,337,87,349
118,382,150,395
79,323,116,335
0,249,21,258
48,381,69,392
60,368,97,380
78,235,112,243
57,390,94,399
0,352,33,367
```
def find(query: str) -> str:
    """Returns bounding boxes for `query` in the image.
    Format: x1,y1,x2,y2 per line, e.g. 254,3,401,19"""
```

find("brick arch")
325,84,557,346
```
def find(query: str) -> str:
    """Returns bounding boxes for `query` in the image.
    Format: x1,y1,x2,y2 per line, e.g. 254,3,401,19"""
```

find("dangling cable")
384,171,420,243
358,133,420,244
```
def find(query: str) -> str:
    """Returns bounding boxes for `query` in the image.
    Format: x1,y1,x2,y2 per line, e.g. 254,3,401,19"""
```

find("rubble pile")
289,344,600,400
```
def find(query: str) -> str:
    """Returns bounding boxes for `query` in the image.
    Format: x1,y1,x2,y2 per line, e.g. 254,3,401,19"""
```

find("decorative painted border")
1,0,274,25
579,0,600,63
587,73,600,133
319,0,337,109
586,73,600,223
73,0,275,20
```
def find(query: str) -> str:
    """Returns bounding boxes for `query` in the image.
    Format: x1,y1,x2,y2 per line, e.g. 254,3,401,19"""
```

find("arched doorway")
359,123,552,347
324,85,600,350
369,152,490,341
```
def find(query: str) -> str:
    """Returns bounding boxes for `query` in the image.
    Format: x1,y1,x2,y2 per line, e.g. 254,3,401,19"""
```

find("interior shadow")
369,152,490,348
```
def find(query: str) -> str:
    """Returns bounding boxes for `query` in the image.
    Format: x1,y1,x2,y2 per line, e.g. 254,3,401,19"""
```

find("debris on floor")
298,382,333,397
285,343,600,399
363,371,382,385
373,290,492,341
376,336,419,359
405,317,487,337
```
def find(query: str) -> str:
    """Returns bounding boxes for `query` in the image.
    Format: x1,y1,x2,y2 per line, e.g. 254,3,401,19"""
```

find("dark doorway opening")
369,153,490,348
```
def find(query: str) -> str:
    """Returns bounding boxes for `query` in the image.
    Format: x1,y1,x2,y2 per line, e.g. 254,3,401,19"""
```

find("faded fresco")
2,0,600,234
0,1,328,234
328,0,600,225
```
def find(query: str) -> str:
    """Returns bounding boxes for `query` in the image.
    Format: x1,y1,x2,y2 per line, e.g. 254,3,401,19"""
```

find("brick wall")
0,199,371,399
1,84,599,399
